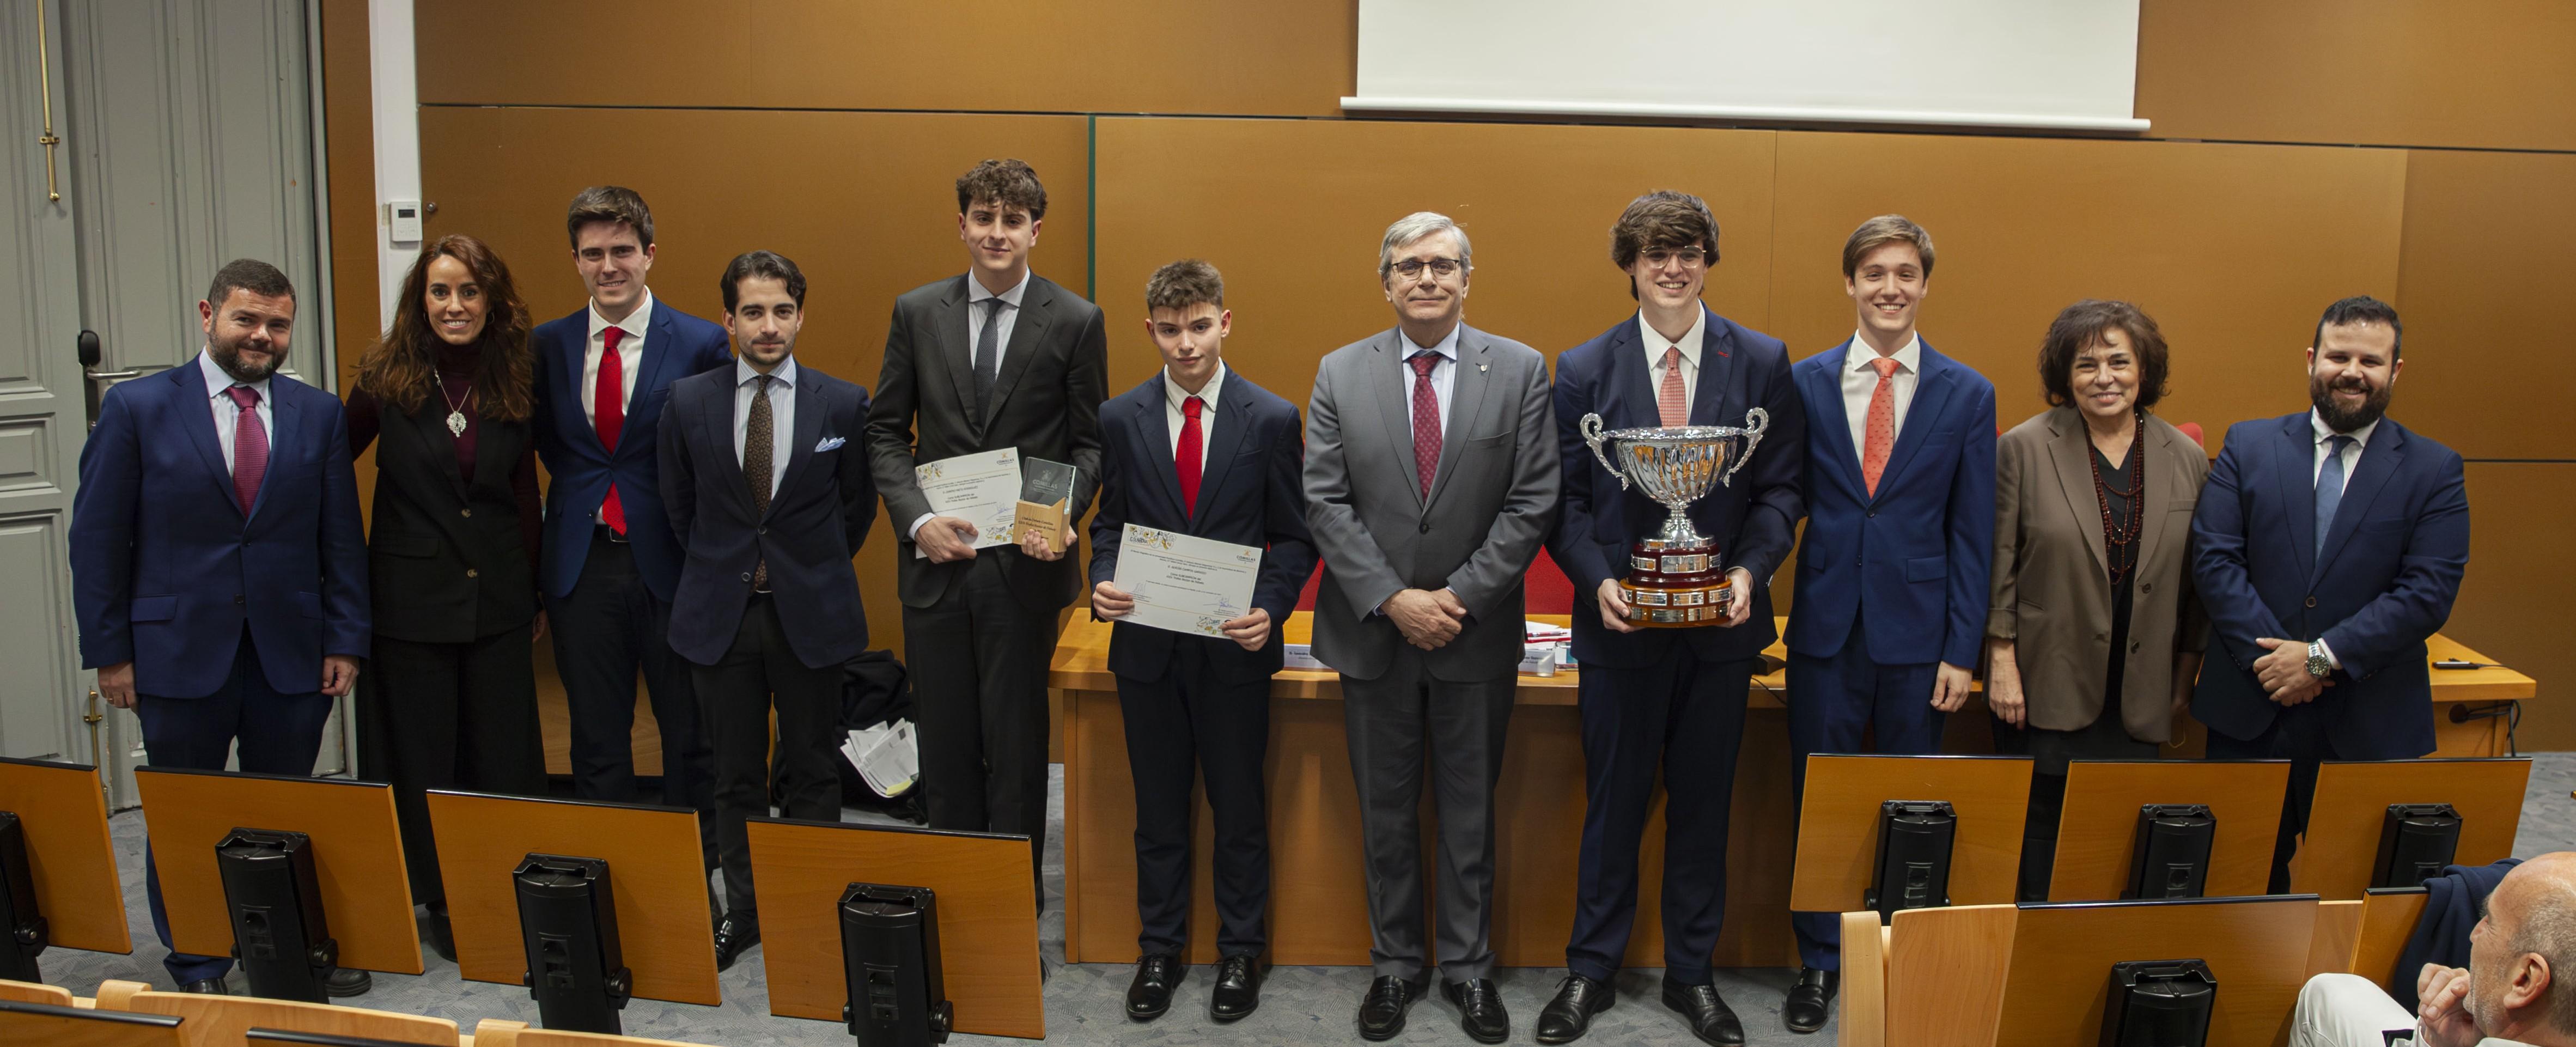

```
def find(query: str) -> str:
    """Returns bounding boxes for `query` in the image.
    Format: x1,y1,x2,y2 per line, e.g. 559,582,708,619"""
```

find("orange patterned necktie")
1861,356,1899,496
1657,346,1687,428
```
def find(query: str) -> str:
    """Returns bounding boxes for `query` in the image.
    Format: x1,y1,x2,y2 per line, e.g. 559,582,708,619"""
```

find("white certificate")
911,449,1020,558
1112,524,1263,638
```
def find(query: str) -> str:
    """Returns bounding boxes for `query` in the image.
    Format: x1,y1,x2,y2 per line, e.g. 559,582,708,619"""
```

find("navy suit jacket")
2189,412,2469,759
531,299,733,602
659,361,876,669
1547,308,1805,668
1786,337,1996,668
70,361,369,698
1088,368,1318,684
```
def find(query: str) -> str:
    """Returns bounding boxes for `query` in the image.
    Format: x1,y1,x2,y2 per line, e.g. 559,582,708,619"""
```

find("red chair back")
1295,546,1576,615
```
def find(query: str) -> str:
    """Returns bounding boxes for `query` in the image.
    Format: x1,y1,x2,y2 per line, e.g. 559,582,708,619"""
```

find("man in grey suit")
1304,211,1561,1044
864,159,1108,884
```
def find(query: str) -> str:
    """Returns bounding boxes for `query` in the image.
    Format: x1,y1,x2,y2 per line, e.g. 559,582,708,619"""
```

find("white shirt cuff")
2317,637,2343,672
907,513,936,542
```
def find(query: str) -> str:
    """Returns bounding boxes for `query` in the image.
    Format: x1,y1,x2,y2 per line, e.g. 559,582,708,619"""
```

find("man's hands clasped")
1384,587,1469,650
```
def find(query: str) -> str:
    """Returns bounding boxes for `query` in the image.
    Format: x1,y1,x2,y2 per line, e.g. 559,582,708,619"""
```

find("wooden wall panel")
2137,0,2576,152
1765,132,2407,451
417,106,1092,661
2448,464,2576,752
414,1,1353,117
1093,117,1778,399
2394,150,2576,459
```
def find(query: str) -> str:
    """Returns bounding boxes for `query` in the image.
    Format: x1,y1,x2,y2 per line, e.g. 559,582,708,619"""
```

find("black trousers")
2206,703,2340,893
546,530,717,869
692,594,843,918
1565,656,1751,986
360,630,547,905
1116,640,1271,959
908,554,1058,885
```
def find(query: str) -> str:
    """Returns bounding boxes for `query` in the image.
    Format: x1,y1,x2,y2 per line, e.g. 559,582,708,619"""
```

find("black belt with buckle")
594,524,630,545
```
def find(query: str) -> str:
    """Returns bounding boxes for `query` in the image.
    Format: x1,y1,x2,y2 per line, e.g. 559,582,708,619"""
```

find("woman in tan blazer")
1988,299,2210,900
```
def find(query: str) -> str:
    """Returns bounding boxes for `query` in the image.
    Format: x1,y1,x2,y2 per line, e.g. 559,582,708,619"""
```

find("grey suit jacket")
863,273,1108,611
1989,407,2210,740
1302,324,1560,682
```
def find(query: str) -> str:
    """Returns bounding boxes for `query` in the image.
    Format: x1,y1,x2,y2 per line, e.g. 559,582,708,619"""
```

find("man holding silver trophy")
1536,191,1805,1047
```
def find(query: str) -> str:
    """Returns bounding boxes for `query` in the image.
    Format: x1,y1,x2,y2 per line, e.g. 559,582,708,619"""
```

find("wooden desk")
1051,615,2535,967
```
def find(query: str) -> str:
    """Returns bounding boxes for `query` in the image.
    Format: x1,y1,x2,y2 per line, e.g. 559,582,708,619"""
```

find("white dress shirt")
1841,331,1922,461
733,356,796,498
1639,308,1706,413
1400,322,1462,442
908,271,1038,542
198,349,273,476
1165,360,1225,457
580,288,653,429
2307,408,2382,671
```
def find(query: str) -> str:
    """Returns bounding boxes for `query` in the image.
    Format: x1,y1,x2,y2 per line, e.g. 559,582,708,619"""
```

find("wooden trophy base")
1619,539,1729,628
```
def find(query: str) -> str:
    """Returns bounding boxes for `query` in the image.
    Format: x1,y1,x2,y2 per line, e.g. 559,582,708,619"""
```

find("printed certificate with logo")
1111,524,1264,637
911,449,1021,557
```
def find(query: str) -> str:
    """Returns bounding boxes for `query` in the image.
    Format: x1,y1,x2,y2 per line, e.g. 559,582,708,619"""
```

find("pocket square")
815,436,847,452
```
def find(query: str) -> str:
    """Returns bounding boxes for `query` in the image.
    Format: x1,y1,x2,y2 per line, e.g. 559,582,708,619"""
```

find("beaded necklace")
2089,412,2146,585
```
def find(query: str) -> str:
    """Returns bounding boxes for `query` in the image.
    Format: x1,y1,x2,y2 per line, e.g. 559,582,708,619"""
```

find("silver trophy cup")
1579,409,1769,624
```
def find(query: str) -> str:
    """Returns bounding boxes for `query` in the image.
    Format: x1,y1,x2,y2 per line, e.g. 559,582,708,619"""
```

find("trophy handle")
1719,406,1769,488
1580,413,1629,491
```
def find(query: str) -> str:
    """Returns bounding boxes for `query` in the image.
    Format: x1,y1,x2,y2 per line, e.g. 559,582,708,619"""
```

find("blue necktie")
2315,434,2355,558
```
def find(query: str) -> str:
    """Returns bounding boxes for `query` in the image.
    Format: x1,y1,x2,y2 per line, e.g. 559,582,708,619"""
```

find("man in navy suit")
531,187,732,849
660,251,876,971
2191,295,2469,892
70,259,369,995
1087,260,1316,1025
1537,191,1804,1047
1781,215,1995,1032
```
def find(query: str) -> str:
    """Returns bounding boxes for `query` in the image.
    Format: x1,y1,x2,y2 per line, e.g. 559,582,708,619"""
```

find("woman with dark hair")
1987,299,2210,900
347,234,547,954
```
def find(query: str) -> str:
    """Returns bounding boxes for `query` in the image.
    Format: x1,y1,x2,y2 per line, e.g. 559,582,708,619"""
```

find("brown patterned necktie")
747,374,773,589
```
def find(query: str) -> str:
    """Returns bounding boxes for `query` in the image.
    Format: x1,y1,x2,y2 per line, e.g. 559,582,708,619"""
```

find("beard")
209,331,281,383
2310,369,2391,433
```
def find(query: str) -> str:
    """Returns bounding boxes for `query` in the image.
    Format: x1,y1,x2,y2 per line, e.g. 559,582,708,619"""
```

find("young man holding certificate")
1088,259,1317,1024
864,160,1107,883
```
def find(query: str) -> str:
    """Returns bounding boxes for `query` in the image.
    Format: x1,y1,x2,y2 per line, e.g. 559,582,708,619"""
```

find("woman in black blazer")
346,234,546,955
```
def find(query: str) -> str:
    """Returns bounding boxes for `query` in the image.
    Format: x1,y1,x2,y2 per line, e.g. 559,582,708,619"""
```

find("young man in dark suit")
660,251,877,970
864,160,1108,881
1539,191,1805,1047
1087,260,1316,1024
2191,295,2470,892
1781,215,1996,1032
529,187,732,856
70,259,370,995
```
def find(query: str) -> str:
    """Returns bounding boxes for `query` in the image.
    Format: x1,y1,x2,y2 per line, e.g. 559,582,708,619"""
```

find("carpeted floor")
36,752,2576,1045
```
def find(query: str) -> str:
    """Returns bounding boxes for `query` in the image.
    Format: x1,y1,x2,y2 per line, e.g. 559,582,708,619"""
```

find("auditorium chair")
92,979,461,1047
467,1019,714,1047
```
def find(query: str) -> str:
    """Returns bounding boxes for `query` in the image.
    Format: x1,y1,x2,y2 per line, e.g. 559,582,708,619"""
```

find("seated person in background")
2291,851,2576,1047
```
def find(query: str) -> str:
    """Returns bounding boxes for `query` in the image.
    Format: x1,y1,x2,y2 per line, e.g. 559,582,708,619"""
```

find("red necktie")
226,385,266,515
595,326,628,533
1409,352,1441,498
1658,346,1688,427
1861,356,1899,496
1176,395,1204,518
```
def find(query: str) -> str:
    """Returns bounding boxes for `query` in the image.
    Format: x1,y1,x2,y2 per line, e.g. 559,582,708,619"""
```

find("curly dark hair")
355,234,534,422
955,159,1047,220
2038,299,2170,413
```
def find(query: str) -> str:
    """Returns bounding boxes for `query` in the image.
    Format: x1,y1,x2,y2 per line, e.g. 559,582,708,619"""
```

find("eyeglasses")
1642,248,1709,269
1388,257,1466,280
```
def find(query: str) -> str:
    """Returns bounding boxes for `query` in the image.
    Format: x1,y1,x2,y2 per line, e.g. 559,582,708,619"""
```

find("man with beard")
69,259,370,995
2190,295,2470,893
2288,851,2576,1046
660,251,875,970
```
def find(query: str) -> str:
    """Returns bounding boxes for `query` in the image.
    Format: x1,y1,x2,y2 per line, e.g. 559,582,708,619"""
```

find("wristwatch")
2305,640,2333,679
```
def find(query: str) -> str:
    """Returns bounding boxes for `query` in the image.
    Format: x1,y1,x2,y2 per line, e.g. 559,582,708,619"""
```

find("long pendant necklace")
2089,413,2146,585
436,372,474,437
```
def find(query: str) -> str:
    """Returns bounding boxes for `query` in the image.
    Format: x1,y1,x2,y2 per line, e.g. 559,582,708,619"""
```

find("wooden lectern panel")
2048,759,2291,902
131,769,422,973
745,818,1043,1039
95,979,459,1047
1994,896,2317,1047
2295,758,2531,900
0,758,131,953
423,791,720,1006
2353,887,2431,988
1790,756,2033,912
1886,904,2018,1047
0,999,184,1047
469,1019,712,1047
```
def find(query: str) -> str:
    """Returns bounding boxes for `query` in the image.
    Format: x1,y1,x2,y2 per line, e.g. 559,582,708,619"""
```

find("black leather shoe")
1356,974,1428,1040
1536,973,1615,1043
324,966,372,998
1209,953,1264,1022
178,976,228,995
1444,977,1510,1044
1661,978,1745,1045
1125,953,1182,1020
1782,967,1837,1034
712,916,760,973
